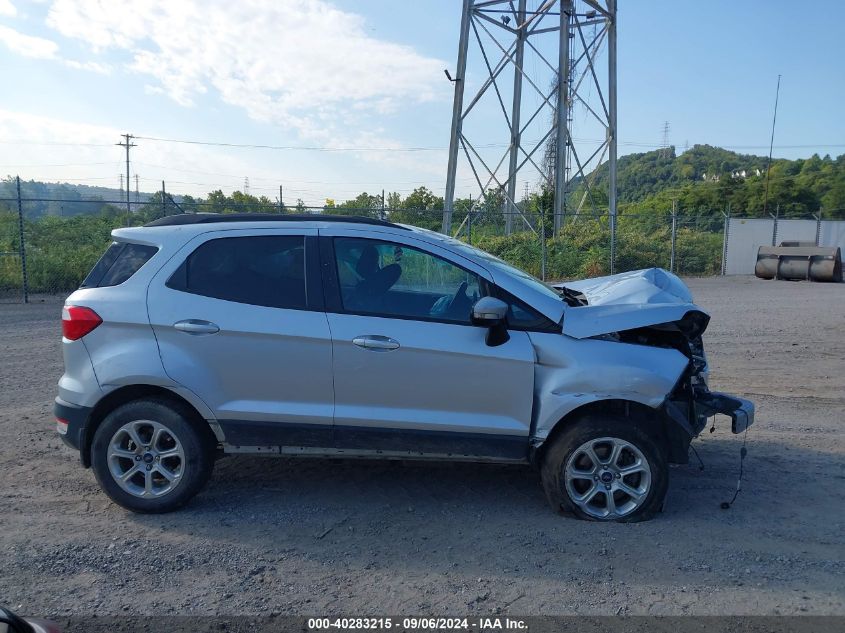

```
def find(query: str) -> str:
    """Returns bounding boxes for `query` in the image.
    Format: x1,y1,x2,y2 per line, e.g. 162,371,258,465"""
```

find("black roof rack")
144,212,407,229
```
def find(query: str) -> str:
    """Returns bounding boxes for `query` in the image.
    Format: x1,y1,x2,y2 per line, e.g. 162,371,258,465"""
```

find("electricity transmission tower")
660,121,671,158
443,0,617,243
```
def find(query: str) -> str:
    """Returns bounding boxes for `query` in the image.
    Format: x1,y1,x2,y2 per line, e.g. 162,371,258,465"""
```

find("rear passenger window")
81,242,158,288
167,235,307,310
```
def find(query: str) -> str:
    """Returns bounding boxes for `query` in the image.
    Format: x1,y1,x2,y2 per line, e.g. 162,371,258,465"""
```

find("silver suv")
55,214,753,521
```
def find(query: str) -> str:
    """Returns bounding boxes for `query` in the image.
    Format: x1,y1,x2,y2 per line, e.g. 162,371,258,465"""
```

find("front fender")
528,332,689,442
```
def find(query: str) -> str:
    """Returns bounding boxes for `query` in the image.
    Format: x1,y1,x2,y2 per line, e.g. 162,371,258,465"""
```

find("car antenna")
721,424,751,510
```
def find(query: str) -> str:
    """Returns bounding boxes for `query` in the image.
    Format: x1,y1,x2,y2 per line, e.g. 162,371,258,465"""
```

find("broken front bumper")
694,391,755,434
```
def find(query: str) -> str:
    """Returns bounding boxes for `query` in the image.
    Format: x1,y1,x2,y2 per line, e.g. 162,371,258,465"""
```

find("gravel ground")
0,276,843,617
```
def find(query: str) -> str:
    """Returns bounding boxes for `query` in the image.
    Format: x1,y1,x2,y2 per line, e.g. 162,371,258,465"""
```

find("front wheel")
540,415,668,522
90,398,215,513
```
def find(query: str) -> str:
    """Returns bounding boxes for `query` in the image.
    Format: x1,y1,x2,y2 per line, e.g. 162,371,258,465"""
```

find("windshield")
438,236,563,301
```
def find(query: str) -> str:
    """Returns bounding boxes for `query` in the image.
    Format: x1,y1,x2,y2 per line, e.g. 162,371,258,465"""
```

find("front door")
321,231,535,460
147,229,334,447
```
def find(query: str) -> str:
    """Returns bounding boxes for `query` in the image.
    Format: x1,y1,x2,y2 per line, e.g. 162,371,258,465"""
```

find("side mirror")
471,296,508,325
471,297,510,347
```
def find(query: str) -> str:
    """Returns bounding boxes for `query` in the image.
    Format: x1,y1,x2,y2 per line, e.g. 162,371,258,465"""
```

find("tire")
540,414,668,522
90,397,215,513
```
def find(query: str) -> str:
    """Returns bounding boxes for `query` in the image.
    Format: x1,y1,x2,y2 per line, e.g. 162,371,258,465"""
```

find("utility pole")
762,75,781,218
116,134,136,216
279,185,284,213
134,174,140,204
161,181,166,217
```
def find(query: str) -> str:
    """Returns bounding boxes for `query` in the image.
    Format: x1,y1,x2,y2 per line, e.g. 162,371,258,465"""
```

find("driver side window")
332,237,486,324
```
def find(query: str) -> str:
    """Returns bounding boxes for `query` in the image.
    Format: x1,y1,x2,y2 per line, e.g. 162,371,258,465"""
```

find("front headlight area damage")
609,309,754,462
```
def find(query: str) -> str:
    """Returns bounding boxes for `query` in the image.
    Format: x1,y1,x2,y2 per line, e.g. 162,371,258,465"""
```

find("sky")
0,0,843,205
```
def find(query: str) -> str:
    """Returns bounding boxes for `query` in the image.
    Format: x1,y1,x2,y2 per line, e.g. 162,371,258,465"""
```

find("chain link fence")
2,184,842,303
0,210,24,303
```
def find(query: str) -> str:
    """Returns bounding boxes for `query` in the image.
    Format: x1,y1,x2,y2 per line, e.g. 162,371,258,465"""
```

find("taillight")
62,305,102,340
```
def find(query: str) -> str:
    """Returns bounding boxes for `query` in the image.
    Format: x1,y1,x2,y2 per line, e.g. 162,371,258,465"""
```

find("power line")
0,161,114,168
1,136,843,154
0,140,115,147
134,135,463,152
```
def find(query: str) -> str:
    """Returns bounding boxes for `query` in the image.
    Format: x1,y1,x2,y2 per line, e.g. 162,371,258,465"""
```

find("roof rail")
144,212,407,229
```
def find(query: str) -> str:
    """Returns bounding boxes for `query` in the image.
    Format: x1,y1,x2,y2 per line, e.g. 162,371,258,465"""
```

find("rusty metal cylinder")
755,246,842,282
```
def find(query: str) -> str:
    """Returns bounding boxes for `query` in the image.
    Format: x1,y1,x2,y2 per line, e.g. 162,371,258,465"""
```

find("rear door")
147,228,334,447
320,228,535,460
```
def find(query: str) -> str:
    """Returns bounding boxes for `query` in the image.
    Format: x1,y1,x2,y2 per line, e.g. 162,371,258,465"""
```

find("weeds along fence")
5,185,838,303
0,200,725,304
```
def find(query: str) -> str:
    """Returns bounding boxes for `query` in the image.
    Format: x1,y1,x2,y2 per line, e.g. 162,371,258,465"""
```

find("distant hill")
582,145,845,217
0,177,182,218
4,143,844,221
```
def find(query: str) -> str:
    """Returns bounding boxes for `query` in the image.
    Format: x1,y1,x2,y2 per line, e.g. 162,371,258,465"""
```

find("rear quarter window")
165,235,307,310
81,242,159,288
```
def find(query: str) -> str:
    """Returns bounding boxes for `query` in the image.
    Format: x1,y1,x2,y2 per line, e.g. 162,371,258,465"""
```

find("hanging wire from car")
721,418,751,510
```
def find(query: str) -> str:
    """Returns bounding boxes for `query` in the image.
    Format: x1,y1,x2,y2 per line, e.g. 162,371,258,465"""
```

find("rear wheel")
90,398,215,513
540,414,668,522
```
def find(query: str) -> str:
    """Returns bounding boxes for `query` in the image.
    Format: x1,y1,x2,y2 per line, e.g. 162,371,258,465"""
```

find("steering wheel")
445,281,472,319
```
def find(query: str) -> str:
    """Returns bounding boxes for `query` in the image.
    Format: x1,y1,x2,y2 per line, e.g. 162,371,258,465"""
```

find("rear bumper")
694,391,755,434
54,397,92,451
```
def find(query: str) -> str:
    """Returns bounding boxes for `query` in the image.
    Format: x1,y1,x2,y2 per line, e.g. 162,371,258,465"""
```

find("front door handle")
352,335,400,351
173,319,220,335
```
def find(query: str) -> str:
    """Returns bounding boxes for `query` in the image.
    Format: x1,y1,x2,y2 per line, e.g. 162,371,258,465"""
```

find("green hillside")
0,176,176,218
584,145,845,218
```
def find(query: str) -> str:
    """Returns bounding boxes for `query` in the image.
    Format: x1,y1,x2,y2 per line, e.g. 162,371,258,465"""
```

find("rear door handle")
173,319,220,335
352,335,400,351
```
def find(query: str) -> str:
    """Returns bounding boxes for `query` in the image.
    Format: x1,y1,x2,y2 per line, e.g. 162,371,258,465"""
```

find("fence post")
815,209,822,246
770,204,779,246
540,209,547,282
669,200,677,273
467,195,473,246
609,212,616,275
721,204,731,276
15,176,29,304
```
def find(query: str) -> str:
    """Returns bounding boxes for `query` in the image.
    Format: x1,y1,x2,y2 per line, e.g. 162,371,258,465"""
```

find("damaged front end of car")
554,268,754,463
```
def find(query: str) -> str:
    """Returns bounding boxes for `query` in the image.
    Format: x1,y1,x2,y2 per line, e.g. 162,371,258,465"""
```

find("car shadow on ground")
122,434,844,593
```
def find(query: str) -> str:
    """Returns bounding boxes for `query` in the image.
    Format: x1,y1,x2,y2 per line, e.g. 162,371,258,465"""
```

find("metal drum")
755,245,843,282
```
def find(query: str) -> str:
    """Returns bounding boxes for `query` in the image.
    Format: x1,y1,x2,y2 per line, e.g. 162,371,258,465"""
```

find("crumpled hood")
553,268,709,339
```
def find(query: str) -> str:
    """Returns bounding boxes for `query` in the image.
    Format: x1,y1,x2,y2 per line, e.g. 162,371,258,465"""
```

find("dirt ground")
0,276,843,618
